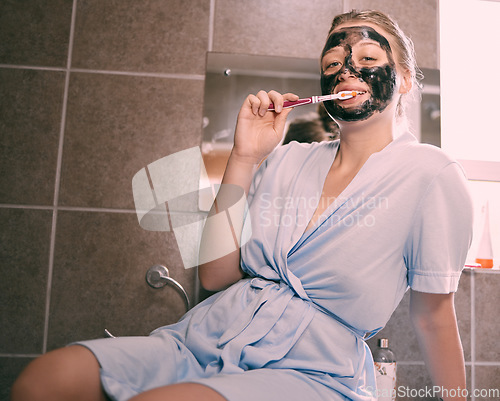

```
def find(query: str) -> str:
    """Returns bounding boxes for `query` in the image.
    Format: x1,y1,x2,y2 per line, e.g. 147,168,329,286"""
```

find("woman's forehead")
323,40,385,55
322,24,393,55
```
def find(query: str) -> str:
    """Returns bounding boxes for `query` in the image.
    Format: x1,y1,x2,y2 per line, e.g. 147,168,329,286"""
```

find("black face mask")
320,26,397,122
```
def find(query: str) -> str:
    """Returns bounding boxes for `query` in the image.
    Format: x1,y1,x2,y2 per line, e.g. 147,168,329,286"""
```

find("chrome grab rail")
104,264,190,338
145,264,191,311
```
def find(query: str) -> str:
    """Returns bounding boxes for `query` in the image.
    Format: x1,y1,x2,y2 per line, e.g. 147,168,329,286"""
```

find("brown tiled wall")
3,1,497,400
366,270,500,401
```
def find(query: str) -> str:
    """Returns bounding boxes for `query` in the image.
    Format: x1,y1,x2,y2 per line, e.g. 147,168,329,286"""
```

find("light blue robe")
78,131,473,401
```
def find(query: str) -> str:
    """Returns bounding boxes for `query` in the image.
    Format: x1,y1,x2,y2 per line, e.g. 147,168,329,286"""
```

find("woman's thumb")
274,108,294,135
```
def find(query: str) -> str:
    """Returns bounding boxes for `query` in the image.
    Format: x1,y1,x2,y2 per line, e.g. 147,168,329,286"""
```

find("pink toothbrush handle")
268,98,313,111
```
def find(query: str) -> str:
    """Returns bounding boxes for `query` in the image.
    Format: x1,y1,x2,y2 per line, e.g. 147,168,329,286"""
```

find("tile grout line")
0,204,54,211
0,203,206,216
343,0,351,13
42,0,78,355
470,269,476,400
473,361,500,366
436,0,440,70
0,64,66,72
391,361,500,366
194,0,216,307
0,353,42,358
208,0,215,52
396,361,426,365
70,68,204,80
0,64,204,81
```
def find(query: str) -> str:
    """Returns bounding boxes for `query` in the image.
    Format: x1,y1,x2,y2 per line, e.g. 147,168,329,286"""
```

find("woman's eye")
324,61,342,72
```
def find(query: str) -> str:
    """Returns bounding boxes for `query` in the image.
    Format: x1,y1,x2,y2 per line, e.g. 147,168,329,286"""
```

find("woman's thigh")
129,383,226,401
190,369,341,401
11,345,107,401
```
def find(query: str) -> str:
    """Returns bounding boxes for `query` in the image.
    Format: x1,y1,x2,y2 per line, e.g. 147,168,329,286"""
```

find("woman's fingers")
247,90,299,116
271,92,299,135
256,90,271,116
283,92,300,102
268,91,299,113
267,90,283,113
236,90,299,160
247,94,260,116
246,90,271,116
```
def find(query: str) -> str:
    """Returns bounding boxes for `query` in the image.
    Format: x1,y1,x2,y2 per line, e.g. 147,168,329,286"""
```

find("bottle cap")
379,338,389,348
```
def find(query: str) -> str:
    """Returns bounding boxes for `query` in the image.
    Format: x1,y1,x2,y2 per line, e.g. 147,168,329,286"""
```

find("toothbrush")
268,90,364,111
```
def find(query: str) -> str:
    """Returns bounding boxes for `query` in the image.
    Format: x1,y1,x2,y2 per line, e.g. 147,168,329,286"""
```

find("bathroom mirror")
201,51,441,187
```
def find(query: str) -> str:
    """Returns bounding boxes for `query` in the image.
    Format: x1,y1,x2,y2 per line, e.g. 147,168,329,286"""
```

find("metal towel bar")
104,264,190,338
145,264,191,311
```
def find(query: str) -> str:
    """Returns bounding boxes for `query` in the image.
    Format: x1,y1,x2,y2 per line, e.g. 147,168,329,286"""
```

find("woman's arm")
197,154,258,291
198,90,298,291
409,289,466,401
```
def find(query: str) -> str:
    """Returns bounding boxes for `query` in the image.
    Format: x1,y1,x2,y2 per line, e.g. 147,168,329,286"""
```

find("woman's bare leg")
12,346,226,401
129,383,226,401
10,345,108,401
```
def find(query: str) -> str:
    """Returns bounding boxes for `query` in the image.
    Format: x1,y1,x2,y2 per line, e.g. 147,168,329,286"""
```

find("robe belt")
215,277,315,371
221,276,380,344
217,277,297,347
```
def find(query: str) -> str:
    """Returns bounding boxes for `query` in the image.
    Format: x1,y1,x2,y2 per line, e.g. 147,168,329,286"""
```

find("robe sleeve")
405,162,473,293
247,144,294,203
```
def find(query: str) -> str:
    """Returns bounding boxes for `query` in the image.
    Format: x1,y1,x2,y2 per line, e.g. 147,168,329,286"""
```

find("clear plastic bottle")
372,338,397,401
475,201,494,268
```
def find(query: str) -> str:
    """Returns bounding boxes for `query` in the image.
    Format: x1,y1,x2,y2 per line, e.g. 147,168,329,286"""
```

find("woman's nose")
339,67,357,80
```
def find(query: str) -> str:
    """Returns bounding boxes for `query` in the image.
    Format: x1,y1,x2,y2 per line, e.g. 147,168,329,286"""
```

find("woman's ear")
399,69,412,94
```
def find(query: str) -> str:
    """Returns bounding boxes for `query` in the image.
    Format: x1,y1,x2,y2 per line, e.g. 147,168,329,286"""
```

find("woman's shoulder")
397,132,458,170
392,135,470,197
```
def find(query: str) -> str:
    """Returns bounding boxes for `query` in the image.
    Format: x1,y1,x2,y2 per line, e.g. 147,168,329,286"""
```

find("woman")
12,10,473,401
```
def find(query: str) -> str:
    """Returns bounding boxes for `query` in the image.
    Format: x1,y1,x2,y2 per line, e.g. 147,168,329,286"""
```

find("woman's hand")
198,90,298,291
232,90,299,164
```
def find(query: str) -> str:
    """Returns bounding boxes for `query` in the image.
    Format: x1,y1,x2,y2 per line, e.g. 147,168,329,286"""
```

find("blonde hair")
327,10,423,118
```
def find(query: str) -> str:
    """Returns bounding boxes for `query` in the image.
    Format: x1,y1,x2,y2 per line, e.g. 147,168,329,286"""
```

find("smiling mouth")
334,89,367,96
337,91,367,100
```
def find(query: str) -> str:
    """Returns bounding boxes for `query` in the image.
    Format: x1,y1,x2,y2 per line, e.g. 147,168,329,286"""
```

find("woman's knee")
11,345,106,401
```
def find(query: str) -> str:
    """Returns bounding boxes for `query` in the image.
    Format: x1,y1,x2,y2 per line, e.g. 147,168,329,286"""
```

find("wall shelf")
459,160,500,183
463,266,500,274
